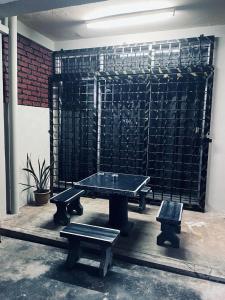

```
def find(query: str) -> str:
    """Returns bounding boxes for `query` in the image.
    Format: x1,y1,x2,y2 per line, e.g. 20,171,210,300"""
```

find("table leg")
108,196,133,236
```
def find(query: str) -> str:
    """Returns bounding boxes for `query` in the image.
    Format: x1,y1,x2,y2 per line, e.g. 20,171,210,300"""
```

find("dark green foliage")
21,154,52,193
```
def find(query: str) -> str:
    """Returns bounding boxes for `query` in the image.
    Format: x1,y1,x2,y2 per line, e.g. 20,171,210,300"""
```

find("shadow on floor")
44,257,202,300
38,211,188,261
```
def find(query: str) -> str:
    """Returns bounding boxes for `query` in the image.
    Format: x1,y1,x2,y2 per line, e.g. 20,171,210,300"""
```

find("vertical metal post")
0,24,7,217
8,16,19,214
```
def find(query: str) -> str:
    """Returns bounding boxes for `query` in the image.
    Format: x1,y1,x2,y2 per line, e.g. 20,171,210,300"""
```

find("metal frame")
49,35,214,211
74,172,150,197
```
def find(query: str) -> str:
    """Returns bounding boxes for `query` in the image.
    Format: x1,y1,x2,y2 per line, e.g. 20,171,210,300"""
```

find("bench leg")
157,224,180,248
138,194,146,213
67,197,83,216
66,239,81,269
161,223,181,234
53,203,70,226
99,246,113,278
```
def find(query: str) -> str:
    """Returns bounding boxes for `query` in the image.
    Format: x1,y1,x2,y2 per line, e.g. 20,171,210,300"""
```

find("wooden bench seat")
60,223,120,277
50,187,85,226
156,200,183,248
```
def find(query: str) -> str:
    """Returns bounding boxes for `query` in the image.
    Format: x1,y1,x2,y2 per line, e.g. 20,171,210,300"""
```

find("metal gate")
50,36,214,210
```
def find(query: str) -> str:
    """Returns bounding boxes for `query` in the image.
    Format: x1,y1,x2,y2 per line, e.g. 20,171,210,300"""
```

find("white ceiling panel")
18,0,225,41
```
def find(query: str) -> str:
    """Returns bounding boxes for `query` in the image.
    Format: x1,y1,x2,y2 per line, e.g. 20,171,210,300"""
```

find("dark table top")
74,172,150,197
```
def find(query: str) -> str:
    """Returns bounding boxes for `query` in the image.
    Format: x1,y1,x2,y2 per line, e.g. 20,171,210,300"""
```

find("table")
74,172,150,236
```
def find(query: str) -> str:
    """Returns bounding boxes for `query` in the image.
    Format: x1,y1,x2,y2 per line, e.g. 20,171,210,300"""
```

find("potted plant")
21,154,52,206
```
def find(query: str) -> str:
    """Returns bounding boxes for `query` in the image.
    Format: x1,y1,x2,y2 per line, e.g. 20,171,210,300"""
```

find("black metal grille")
49,77,97,190
50,35,214,210
53,36,213,75
98,74,148,175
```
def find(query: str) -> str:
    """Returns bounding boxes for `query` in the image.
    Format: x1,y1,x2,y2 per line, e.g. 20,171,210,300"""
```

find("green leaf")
20,182,35,191
40,167,50,187
41,169,50,189
27,156,38,181
20,183,35,187
40,159,46,182
38,158,41,181
21,186,34,192
22,155,52,192
22,168,38,180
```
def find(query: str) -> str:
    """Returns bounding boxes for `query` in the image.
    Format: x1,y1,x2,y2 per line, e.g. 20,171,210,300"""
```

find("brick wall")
2,34,52,108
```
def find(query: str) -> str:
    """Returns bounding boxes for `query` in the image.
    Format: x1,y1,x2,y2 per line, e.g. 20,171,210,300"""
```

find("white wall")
17,105,50,207
0,33,7,218
55,24,225,213
205,31,225,212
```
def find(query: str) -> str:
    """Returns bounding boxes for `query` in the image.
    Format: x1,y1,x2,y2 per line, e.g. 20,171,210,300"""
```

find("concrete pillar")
8,16,19,214
0,25,7,218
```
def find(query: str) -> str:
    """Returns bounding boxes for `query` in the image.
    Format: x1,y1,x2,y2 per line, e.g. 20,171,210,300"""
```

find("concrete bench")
60,223,120,277
50,187,85,226
138,186,151,213
156,200,183,248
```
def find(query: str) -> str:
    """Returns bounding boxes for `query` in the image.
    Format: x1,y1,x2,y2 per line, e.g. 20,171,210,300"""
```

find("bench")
138,186,151,213
60,223,120,277
50,187,85,226
156,200,183,248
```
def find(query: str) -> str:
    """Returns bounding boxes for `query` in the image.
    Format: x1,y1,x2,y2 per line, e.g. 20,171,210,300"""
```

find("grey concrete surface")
1,198,225,283
0,237,225,300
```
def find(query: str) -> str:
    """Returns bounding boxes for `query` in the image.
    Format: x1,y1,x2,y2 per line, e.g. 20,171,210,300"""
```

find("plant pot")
34,190,50,206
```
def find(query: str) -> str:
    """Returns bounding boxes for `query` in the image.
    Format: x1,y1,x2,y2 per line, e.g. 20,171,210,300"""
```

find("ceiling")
0,0,105,18
19,0,225,41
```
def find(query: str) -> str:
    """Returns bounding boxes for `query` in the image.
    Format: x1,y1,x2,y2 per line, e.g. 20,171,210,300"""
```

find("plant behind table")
21,154,51,192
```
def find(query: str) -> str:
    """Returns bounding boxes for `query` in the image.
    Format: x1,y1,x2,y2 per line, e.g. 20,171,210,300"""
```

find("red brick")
21,100,32,106
19,61,29,68
21,56,31,64
19,83,27,89
3,42,8,49
32,101,41,107
21,94,28,100
25,46,34,54
37,76,46,83
41,102,48,108
18,48,27,56
31,43,41,52
33,49,43,58
18,42,24,49
23,90,32,96
29,85,37,91
39,47,49,55
42,93,48,98
21,67,30,74
29,64,37,71
31,70,40,77
18,36,30,46
36,56,44,63
29,75,37,81
22,78,30,85
3,34,52,107
31,90,40,97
